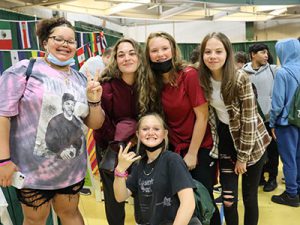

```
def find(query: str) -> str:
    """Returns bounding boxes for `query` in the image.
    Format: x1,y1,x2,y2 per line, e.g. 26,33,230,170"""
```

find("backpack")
288,84,300,127
25,58,36,80
193,179,215,225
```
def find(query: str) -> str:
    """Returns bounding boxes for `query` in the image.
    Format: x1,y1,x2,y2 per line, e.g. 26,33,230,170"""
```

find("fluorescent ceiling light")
269,7,287,16
106,3,142,15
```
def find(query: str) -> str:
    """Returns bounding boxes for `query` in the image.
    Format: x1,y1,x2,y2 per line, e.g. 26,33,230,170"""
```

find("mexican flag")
0,22,13,49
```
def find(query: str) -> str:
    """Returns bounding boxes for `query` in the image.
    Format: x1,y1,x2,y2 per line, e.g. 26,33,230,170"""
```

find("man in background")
243,43,279,192
80,47,112,77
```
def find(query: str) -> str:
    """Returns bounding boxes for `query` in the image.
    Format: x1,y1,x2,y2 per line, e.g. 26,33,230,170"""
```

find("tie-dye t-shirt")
0,58,89,190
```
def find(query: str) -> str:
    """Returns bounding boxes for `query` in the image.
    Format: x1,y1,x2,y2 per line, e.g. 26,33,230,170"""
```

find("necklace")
60,70,72,85
43,58,72,85
143,167,154,176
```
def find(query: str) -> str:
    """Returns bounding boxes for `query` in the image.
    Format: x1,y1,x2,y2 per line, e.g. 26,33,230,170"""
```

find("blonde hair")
136,113,169,157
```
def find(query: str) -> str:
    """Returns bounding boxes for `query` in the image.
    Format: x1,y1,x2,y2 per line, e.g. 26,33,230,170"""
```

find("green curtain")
178,43,199,62
0,9,36,20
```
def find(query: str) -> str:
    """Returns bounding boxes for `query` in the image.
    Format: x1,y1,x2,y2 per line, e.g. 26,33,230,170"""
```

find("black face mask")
150,59,173,74
140,140,165,153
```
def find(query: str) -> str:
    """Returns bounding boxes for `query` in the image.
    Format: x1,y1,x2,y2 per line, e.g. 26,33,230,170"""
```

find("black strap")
269,65,275,79
25,58,36,81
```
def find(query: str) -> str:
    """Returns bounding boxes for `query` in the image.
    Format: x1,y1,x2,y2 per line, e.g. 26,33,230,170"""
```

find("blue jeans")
275,125,300,196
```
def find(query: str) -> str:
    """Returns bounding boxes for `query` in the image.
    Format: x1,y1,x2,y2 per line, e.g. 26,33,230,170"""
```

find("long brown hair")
140,32,186,115
199,32,238,104
100,38,144,82
100,38,148,118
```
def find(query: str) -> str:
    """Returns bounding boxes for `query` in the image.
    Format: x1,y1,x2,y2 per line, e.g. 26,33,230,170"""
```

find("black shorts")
15,179,85,209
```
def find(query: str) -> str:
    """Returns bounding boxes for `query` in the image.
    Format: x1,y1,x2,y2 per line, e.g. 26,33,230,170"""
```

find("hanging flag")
31,50,38,58
10,50,19,65
38,51,45,57
0,22,13,49
89,33,98,56
99,31,107,54
86,43,92,58
96,34,101,56
76,32,84,48
76,32,90,48
31,50,45,58
18,51,32,61
0,51,12,75
17,21,31,49
77,46,85,68
87,129,98,174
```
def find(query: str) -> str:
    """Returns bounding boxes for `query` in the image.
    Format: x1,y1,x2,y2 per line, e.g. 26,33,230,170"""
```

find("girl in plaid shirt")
199,32,271,225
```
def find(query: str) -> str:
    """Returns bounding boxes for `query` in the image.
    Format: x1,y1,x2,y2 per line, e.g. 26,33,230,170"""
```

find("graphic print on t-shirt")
33,79,88,160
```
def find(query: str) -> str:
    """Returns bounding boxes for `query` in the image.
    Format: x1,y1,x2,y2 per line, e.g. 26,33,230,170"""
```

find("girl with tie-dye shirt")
0,17,104,225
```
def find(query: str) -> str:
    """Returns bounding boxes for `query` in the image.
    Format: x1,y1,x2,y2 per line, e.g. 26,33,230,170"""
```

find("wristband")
0,160,11,167
114,168,128,178
0,157,11,163
88,100,101,107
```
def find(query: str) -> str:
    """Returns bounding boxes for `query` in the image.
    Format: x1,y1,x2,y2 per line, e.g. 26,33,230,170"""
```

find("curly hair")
199,32,238,104
100,38,150,117
36,17,74,49
140,32,186,115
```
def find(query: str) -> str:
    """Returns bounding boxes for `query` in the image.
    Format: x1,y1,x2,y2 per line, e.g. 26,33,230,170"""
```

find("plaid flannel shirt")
209,70,271,166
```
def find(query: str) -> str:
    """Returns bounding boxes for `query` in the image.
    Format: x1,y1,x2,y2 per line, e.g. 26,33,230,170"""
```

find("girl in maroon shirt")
140,31,221,225
93,38,147,225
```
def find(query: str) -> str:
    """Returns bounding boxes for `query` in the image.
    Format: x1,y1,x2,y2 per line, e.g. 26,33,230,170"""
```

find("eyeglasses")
48,36,77,46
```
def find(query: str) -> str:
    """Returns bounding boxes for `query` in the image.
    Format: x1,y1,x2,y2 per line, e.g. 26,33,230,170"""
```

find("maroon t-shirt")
161,67,213,153
93,78,138,148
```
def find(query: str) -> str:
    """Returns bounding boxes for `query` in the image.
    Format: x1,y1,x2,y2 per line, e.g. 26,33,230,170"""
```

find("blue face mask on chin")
47,53,75,67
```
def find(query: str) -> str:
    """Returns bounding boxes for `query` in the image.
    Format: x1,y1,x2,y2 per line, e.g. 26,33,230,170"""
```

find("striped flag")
38,51,45,57
31,50,45,58
89,33,98,56
87,129,98,174
77,46,85,68
18,21,31,49
99,31,107,54
0,22,13,49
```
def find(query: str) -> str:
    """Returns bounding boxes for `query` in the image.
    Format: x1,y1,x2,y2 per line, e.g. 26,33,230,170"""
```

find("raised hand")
86,69,102,103
116,142,141,172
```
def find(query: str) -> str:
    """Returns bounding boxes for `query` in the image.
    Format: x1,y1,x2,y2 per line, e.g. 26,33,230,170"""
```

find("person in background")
199,32,271,225
141,31,221,225
93,38,146,225
79,47,112,77
113,113,200,225
234,51,249,70
79,47,112,196
242,43,279,192
0,17,104,225
189,45,201,67
270,38,300,208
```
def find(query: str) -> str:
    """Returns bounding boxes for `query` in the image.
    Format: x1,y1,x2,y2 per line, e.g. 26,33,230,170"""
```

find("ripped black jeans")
217,121,266,225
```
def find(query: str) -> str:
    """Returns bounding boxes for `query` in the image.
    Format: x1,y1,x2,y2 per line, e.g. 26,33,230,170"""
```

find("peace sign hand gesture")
115,142,141,173
86,69,102,103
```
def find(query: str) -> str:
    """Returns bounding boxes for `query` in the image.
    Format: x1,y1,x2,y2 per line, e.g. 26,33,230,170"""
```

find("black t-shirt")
126,150,195,225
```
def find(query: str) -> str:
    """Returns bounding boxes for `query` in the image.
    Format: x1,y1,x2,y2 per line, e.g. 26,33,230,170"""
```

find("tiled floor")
79,173,300,225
